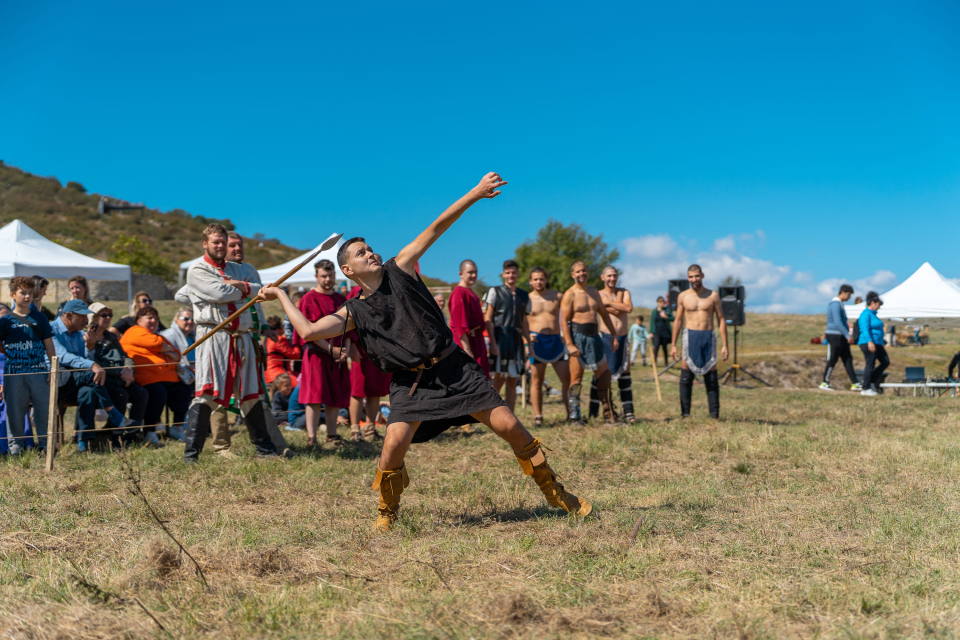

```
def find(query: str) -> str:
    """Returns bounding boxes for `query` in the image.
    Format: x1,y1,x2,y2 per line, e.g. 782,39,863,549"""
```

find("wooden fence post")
651,356,662,403
45,356,59,472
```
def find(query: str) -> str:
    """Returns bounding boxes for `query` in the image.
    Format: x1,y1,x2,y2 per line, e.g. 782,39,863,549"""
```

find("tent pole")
127,274,132,306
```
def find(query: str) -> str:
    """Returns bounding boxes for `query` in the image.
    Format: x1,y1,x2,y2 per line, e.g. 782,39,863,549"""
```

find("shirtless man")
590,266,636,423
560,261,619,424
527,267,570,427
670,264,729,419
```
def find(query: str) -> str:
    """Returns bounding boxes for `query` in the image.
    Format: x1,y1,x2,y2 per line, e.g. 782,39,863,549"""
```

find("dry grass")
4,314,960,639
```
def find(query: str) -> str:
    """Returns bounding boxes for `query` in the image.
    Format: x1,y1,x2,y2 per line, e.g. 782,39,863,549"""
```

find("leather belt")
404,343,458,396
572,322,599,337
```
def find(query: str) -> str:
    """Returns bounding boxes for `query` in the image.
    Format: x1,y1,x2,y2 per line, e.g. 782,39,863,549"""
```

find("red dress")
293,289,351,407
264,335,301,386
347,286,392,397
448,285,490,379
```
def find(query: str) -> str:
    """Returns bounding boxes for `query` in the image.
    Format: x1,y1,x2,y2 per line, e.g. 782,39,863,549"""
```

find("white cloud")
622,234,679,260
616,233,899,314
712,235,736,253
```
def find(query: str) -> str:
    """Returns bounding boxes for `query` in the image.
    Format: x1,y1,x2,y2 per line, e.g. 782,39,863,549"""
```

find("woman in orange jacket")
120,307,193,443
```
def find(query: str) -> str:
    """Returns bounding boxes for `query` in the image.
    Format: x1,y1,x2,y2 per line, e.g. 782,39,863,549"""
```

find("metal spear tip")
321,233,344,252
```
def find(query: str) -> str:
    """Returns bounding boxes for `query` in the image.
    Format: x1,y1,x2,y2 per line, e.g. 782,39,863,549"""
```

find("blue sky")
3,1,958,312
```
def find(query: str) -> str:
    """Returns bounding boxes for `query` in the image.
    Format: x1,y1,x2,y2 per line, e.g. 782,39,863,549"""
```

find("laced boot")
516,438,592,516
372,464,409,532
595,370,616,424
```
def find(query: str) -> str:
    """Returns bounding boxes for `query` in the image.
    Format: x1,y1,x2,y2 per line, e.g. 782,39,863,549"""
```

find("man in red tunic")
447,259,492,379
292,259,352,446
347,284,391,442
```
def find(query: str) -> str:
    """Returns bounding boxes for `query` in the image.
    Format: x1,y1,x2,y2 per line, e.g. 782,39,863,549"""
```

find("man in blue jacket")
820,284,859,391
857,291,888,396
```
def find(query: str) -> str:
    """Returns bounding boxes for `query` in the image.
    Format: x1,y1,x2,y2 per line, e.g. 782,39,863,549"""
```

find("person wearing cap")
857,291,889,396
52,299,142,451
85,302,149,447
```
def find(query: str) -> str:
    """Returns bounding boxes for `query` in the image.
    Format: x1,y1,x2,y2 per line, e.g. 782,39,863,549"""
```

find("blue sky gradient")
3,1,958,311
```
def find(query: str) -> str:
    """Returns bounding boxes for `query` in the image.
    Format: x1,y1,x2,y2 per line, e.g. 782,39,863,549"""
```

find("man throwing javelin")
670,264,729,419
258,173,592,531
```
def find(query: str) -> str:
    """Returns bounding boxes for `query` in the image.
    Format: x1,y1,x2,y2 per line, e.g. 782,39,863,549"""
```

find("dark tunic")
344,259,505,442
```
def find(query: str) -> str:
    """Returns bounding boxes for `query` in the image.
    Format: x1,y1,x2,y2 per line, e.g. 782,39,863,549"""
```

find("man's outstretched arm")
395,173,507,276
259,287,354,342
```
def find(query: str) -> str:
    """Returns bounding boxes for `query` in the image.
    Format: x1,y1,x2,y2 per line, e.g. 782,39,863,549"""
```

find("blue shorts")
601,332,628,378
530,333,566,364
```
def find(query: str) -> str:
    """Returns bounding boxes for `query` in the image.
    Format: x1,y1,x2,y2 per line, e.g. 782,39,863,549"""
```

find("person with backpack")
858,291,889,396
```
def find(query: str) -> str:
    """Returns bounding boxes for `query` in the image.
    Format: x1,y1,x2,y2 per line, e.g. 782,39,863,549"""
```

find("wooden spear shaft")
182,233,342,357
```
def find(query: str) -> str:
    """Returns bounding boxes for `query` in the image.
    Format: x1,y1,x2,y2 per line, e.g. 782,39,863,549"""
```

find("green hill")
0,161,459,288
0,161,304,280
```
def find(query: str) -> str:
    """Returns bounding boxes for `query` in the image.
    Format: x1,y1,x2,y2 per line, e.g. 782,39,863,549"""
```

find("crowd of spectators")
0,275,354,456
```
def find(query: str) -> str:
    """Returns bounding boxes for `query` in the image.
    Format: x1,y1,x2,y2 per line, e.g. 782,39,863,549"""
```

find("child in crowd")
0,277,56,454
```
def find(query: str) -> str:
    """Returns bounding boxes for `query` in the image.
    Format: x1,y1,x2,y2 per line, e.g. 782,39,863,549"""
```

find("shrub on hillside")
109,234,177,281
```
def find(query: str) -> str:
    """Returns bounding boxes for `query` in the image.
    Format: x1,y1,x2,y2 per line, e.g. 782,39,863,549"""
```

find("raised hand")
472,172,508,200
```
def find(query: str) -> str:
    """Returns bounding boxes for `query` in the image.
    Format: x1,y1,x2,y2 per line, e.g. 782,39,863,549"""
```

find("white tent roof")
179,233,347,289
844,262,960,328
0,219,132,283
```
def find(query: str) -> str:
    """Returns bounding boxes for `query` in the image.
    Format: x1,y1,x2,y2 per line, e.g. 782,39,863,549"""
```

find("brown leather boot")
516,438,592,516
372,464,409,531
210,408,232,453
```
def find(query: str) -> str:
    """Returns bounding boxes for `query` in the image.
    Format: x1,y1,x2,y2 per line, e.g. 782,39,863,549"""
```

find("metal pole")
45,356,59,472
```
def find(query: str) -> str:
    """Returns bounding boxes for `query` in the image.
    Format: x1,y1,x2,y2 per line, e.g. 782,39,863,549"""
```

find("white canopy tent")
844,262,960,328
0,219,132,301
259,233,347,288
179,233,348,289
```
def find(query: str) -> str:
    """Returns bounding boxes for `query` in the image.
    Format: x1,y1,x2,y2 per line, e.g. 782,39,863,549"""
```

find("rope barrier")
0,410,310,442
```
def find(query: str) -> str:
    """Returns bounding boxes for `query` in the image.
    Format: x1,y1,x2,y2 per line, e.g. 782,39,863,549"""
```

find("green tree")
109,234,177,280
514,219,620,290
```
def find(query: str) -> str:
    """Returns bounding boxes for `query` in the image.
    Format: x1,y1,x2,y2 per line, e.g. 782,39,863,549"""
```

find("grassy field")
3,306,960,639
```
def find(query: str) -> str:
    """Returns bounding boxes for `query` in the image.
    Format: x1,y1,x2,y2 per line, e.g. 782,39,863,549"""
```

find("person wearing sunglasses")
161,307,197,367
109,291,166,338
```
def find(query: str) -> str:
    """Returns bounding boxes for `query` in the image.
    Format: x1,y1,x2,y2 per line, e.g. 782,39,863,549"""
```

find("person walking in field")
819,284,860,391
858,291,889,396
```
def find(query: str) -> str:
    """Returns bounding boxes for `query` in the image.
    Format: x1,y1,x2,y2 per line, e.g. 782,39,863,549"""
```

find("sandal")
533,415,543,428
325,434,344,447
349,425,363,442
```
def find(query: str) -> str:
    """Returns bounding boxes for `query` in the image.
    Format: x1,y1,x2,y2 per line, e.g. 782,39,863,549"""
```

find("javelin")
182,232,343,356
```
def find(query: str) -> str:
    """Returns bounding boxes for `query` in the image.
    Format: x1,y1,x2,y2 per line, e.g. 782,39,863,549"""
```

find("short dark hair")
459,259,477,272
202,223,228,242
502,259,519,272
337,237,365,269
529,266,549,287
637,315,644,322
839,284,854,295
266,316,283,331
865,291,882,305
687,264,703,275
136,306,160,321
656,296,665,303
314,259,335,274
